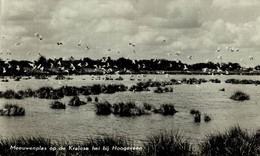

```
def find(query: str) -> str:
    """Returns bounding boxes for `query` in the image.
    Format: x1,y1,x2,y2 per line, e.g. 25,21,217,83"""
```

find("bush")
50,101,66,109
230,91,250,101
142,131,194,156
200,126,260,156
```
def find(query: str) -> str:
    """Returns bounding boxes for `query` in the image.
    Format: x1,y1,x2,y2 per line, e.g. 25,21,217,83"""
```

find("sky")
1,0,260,67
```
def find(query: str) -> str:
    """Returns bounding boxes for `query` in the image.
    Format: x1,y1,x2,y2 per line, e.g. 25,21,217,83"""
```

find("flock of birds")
0,32,257,75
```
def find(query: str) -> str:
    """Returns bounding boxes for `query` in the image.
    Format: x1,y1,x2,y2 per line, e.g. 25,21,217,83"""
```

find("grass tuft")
95,101,112,115
0,104,25,116
230,91,250,101
200,126,260,156
142,131,194,156
50,101,66,109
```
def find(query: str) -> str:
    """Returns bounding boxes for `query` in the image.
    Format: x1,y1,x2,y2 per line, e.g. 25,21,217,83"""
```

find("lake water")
0,74,259,148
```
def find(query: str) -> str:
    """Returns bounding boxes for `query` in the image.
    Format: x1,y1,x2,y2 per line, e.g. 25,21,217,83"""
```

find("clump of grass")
194,114,201,123
129,82,150,92
154,86,164,93
154,104,177,115
68,96,86,106
230,91,250,101
142,131,194,156
0,104,25,116
85,135,135,156
3,90,16,99
143,103,152,111
190,109,200,115
200,126,260,156
154,86,173,93
190,109,201,123
204,114,211,122
94,97,99,102
112,102,151,116
86,96,92,102
50,101,66,109
95,101,112,115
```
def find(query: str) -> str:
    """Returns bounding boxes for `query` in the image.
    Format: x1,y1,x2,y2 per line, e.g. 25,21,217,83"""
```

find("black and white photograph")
0,0,259,155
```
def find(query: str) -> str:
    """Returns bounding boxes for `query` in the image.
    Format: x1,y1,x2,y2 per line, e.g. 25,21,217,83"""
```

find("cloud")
1,0,260,66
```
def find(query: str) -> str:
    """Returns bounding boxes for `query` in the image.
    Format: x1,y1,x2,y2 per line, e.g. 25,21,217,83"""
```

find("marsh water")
0,74,259,147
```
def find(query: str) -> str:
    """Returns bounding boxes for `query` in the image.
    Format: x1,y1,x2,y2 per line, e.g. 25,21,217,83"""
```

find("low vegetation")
142,131,194,156
95,101,112,115
230,91,250,101
204,114,211,122
0,126,258,156
200,126,260,156
154,104,178,115
0,104,25,116
68,96,86,106
50,101,66,109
